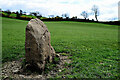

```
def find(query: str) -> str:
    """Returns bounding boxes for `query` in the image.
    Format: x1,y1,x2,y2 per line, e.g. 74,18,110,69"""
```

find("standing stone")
25,18,55,72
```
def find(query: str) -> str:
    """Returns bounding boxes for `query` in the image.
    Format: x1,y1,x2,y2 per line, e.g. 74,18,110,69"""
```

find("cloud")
118,1,120,20
0,0,119,21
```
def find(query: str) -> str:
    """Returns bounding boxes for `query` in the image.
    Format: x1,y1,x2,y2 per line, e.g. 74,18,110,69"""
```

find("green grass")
2,17,28,62
2,17,119,78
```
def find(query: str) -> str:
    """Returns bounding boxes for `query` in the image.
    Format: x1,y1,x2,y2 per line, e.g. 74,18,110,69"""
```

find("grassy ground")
2,17,119,78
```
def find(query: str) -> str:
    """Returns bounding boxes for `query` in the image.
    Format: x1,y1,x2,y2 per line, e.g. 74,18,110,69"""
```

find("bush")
20,15,33,20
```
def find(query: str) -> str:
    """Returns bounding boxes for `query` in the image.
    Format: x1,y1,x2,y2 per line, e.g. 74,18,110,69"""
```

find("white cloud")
0,0,119,21
118,1,120,20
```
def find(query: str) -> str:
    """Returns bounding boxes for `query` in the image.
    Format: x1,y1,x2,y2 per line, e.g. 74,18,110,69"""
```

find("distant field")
2,17,119,78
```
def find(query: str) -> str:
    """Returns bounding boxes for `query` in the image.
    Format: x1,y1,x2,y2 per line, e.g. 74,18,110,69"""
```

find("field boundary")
1,16,120,26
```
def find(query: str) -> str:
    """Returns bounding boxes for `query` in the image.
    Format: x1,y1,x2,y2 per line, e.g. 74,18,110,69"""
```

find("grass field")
2,17,119,78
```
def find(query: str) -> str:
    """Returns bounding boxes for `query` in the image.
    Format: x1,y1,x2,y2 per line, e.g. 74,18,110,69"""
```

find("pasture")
2,17,118,78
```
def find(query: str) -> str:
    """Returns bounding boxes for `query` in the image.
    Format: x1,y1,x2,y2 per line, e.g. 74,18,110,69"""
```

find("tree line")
0,5,99,21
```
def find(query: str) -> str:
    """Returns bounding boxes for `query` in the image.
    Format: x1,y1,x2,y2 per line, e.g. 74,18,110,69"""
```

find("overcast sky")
0,0,119,21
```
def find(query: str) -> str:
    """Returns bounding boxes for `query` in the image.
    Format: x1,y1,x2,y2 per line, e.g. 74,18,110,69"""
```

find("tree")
91,5,99,21
37,14,42,19
16,11,20,19
30,12,39,16
71,16,77,19
30,12,36,16
81,11,88,19
16,10,23,19
23,11,26,15
0,8,2,12
32,12,37,16
20,10,23,16
62,13,69,19
6,10,11,17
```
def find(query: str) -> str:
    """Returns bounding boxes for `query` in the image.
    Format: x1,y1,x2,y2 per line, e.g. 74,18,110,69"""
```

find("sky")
0,0,119,21
118,1,120,20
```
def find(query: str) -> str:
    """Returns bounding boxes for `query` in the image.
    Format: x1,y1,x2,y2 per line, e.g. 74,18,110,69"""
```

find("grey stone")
25,18,55,72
